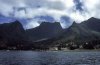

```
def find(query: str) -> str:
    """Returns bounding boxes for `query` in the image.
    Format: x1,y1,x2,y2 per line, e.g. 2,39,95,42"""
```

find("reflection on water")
0,51,100,65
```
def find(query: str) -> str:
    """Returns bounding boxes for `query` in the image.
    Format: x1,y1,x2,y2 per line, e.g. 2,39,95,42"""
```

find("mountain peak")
88,17,99,21
26,22,63,41
90,17,96,19
40,22,61,26
81,17,100,24
12,20,21,25
72,21,77,24
81,17,100,32
70,21,78,28
9,20,23,28
0,20,25,34
14,20,20,23
39,22,62,29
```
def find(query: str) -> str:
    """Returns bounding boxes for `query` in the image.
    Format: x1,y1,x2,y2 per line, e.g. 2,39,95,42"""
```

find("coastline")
0,49,100,52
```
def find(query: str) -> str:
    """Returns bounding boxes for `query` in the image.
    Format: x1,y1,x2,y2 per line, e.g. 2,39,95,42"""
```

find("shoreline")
0,49,100,52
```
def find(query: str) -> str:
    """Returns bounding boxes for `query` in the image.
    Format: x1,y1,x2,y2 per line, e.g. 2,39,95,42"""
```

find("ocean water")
0,51,100,65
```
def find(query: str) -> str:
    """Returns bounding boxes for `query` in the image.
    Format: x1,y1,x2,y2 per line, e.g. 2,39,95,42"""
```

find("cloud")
25,19,40,29
80,0,100,18
0,0,100,29
60,16,72,28
0,1,13,17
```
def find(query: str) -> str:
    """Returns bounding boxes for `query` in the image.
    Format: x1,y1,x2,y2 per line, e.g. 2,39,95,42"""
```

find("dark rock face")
63,18,100,41
0,20,27,46
81,17,100,32
61,21,100,41
26,22,63,41
51,20,100,50
0,17,100,50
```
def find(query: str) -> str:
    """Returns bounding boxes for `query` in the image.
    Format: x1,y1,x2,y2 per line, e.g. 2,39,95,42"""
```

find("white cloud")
25,19,40,29
80,0,100,18
61,0,75,8
14,9,26,18
0,1,13,16
0,0,100,28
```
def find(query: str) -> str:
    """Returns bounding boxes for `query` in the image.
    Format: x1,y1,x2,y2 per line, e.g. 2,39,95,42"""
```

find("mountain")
26,22,63,41
81,17,100,32
0,17,100,50
51,21,100,49
62,21,100,40
0,20,27,46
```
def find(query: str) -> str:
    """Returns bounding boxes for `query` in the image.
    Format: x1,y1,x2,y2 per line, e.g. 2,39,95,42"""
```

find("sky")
0,0,100,29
